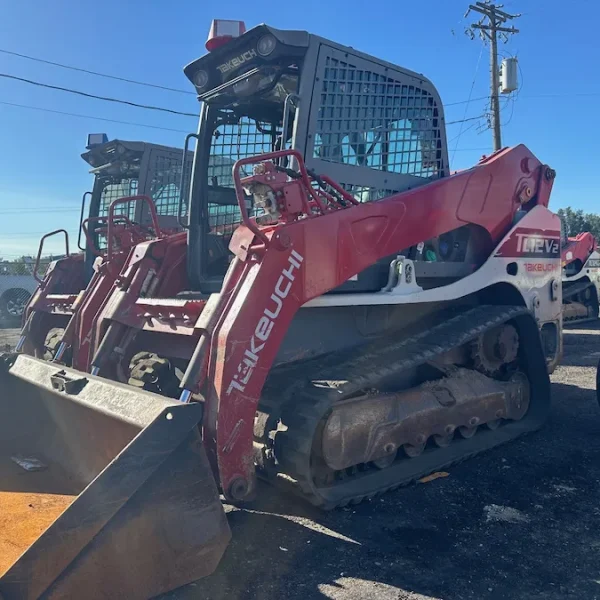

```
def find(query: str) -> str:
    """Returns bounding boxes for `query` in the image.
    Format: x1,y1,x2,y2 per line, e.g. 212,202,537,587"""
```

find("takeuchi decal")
226,249,303,396
494,227,560,259
524,262,560,273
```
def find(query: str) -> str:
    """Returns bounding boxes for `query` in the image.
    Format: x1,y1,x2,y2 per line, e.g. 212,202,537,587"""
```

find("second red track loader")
17,137,191,367
0,21,563,599
561,231,600,324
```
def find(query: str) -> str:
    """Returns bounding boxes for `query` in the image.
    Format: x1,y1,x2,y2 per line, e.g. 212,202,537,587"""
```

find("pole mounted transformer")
500,57,519,94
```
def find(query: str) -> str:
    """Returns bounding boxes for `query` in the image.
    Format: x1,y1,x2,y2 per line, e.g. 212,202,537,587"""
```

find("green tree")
557,207,600,240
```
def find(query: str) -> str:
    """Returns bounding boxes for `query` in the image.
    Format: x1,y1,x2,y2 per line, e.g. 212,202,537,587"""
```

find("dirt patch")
0,455,75,576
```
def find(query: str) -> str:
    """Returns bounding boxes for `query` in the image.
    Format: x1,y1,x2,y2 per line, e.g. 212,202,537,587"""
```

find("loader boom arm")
186,146,556,501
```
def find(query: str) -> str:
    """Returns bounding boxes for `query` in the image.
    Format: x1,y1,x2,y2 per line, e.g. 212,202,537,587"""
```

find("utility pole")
466,2,520,151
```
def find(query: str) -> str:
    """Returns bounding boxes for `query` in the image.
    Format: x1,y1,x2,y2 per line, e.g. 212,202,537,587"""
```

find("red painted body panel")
19,196,166,363
561,232,596,266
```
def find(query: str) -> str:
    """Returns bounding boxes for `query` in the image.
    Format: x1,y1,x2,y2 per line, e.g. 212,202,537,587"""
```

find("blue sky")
0,0,597,257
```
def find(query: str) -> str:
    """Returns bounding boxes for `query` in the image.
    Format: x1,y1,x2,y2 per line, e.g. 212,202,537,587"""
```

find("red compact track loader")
0,21,563,599
561,231,600,323
17,137,192,369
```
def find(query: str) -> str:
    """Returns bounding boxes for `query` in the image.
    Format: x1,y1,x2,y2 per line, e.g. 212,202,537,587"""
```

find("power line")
0,205,77,211
0,48,195,95
0,100,190,134
453,147,491,152
0,46,512,108
0,207,79,215
521,92,600,99
447,114,486,125
445,95,489,106
448,122,478,144
451,44,484,163
0,232,67,237
0,73,198,118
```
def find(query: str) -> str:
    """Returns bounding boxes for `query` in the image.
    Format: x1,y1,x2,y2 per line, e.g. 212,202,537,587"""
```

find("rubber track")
562,279,595,301
264,305,549,509
563,279,598,325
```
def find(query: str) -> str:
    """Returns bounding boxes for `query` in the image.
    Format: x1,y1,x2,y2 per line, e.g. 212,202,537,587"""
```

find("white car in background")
0,274,37,324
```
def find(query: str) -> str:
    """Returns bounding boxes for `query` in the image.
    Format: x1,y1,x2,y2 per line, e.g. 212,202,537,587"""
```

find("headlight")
193,70,209,90
256,34,277,57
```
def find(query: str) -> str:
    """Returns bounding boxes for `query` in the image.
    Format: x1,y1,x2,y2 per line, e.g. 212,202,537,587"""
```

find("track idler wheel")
471,324,519,376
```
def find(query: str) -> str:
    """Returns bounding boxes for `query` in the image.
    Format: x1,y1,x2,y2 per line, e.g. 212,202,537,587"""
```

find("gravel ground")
2,324,599,600
0,327,20,350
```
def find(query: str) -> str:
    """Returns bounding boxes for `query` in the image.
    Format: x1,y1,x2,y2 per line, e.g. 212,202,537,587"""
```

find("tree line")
557,207,600,240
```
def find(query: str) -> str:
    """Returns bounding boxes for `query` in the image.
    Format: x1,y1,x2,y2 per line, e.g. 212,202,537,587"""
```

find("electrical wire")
452,147,490,152
451,45,485,163
0,73,198,118
0,208,78,215
448,122,478,144
447,114,486,125
0,232,58,237
0,100,190,134
0,47,500,108
501,94,517,127
0,48,195,95
445,95,489,106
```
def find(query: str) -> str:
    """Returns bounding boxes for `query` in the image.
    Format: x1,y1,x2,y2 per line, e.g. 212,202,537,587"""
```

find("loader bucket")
0,354,230,600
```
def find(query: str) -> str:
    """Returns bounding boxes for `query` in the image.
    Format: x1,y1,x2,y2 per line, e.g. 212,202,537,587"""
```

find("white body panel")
305,206,562,328
563,250,600,296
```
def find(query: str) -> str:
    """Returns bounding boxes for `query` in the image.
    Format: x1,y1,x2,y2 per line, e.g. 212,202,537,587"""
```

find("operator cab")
80,137,192,279
183,21,482,294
